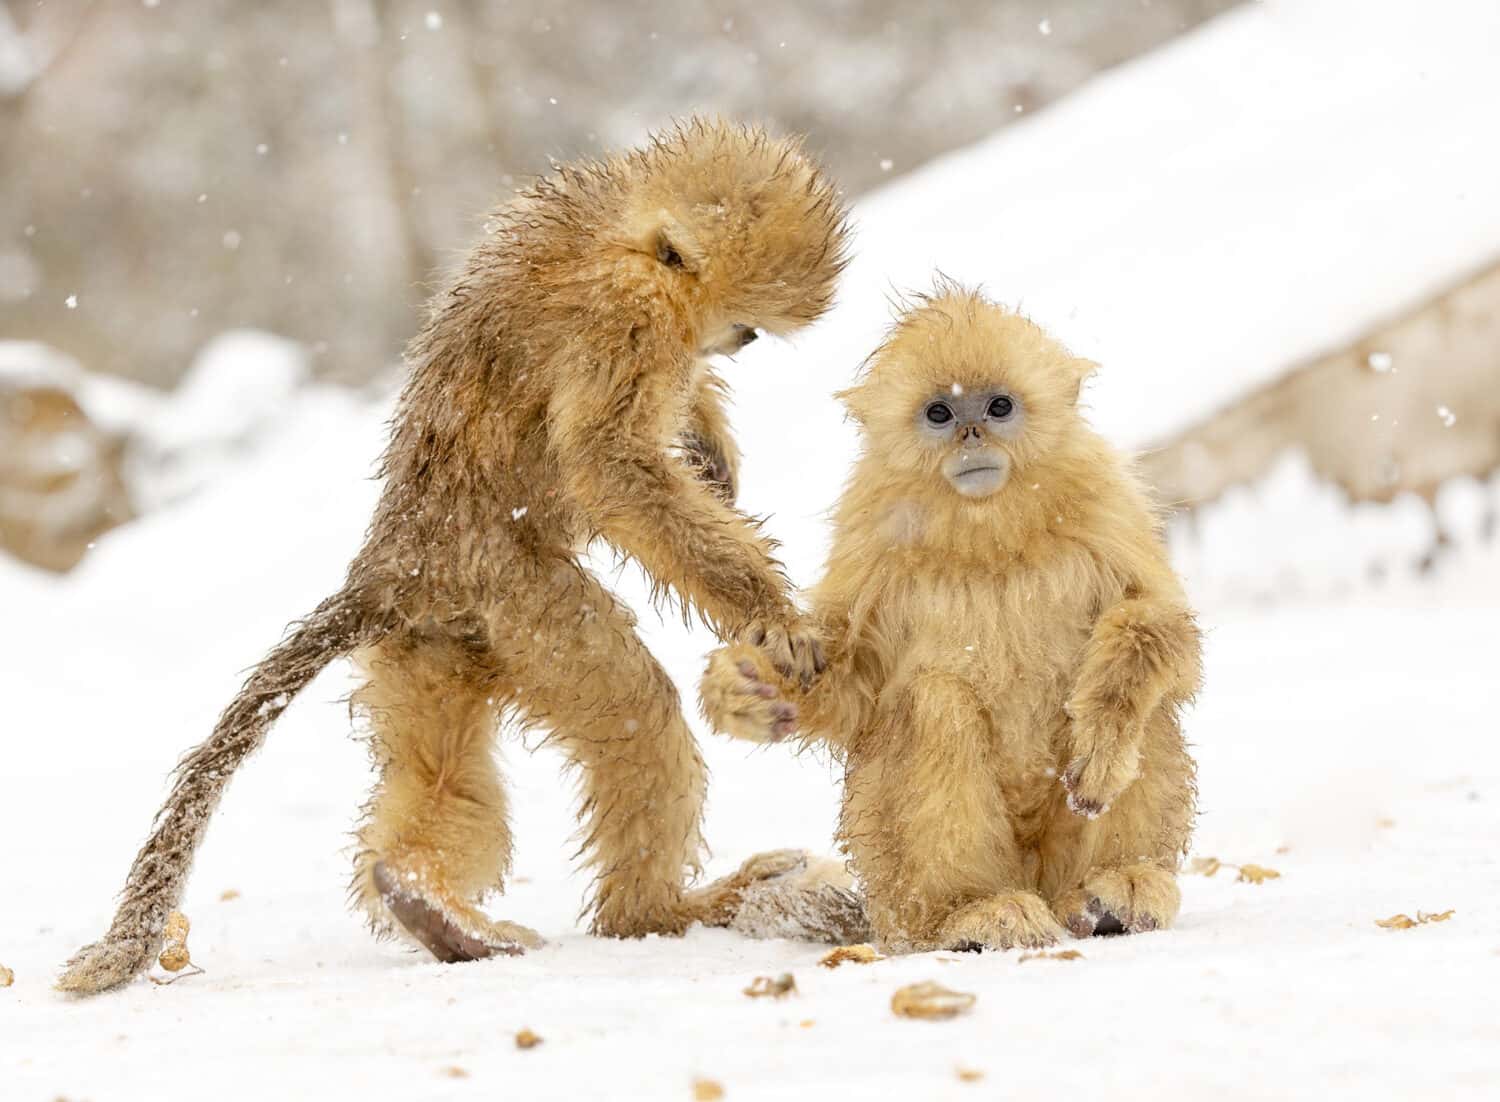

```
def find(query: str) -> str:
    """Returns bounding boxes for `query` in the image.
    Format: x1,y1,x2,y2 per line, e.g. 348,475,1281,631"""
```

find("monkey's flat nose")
960,424,982,442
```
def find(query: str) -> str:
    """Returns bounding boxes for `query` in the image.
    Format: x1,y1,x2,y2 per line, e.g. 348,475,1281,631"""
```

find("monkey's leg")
844,673,1027,950
1046,711,1195,938
352,638,541,960
505,570,707,939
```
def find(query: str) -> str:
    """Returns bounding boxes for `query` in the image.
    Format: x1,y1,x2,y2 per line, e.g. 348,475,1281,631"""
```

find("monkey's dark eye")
656,236,685,269
987,395,1015,420
924,402,954,426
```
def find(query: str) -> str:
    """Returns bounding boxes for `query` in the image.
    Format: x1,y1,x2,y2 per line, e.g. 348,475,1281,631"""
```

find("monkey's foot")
1053,864,1180,938
56,933,156,995
716,850,872,945
372,861,542,963
684,848,814,928
937,891,1065,952
700,646,798,742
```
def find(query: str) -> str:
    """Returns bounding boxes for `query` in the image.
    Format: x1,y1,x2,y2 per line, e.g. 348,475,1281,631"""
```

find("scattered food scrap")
743,973,797,999
891,981,976,1020
0,964,13,987
443,1066,469,1079
1187,856,1282,884
692,1078,725,1100
957,1067,985,1082
219,889,241,901
819,944,881,968
151,911,204,984
1018,949,1084,963
1376,910,1455,930
515,1028,543,1049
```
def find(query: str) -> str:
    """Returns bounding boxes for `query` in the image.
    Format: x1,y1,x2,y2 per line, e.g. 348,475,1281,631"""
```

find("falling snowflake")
511,506,529,520
1039,19,1052,35
1366,351,1393,372
879,158,893,172
64,294,78,309
425,11,443,30
222,230,242,250
1437,405,1456,427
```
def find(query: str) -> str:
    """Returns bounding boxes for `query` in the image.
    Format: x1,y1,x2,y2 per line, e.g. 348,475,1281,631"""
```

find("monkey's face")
841,288,1094,503
917,389,1025,498
620,121,849,346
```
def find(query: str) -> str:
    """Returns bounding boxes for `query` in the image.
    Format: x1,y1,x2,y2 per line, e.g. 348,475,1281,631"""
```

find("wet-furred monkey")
701,285,1201,952
59,119,848,994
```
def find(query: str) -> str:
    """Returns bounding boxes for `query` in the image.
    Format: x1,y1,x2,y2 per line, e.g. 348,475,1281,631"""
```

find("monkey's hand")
1060,712,1143,820
739,617,826,689
700,645,798,743
680,431,738,506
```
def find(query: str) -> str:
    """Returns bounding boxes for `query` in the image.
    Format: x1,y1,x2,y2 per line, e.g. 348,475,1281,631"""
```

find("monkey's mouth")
702,324,760,357
944,452,1009,498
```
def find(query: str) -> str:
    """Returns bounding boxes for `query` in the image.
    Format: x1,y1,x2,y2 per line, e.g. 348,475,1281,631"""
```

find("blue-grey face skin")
916,388,1026,498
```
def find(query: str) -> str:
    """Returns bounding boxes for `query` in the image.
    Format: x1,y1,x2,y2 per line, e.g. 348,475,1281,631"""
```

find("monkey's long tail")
56,587,384,995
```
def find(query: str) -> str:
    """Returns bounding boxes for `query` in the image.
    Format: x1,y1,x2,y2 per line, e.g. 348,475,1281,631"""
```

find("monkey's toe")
1055,865,1179,938
937,891,1065,952
373,861,539,963
56,935,153,995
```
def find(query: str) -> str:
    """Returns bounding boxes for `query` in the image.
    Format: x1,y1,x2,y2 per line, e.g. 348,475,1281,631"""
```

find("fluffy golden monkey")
701,286,1201,952
58,119,848,994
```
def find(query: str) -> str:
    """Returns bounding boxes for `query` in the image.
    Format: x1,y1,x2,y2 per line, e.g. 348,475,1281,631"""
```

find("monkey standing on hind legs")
57,119,849,994
701,284,1202,952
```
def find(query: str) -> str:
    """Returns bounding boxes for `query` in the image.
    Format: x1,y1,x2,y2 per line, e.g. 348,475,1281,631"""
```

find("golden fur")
701,285,1201,952
58,119,849,994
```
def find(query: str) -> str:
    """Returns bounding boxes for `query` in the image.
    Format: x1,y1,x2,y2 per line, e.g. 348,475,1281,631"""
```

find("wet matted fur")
58,118,849,994
702,285,1201,952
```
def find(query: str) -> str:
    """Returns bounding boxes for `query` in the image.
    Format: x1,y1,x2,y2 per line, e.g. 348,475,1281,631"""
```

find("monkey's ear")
651,217,704,275
834,384,868,426
1067,358,1099,405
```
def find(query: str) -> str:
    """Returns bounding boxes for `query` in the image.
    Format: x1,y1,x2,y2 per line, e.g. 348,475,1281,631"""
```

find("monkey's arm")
678,367,741,506
1061,591,1202,819
549,353,818,679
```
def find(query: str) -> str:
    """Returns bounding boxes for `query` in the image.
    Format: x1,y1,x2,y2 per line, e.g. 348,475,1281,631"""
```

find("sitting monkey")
59,119,848,994
701,285,1201,952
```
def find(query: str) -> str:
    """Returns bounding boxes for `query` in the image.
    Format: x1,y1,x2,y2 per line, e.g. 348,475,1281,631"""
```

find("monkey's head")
840,286,1096,501
616,119,849,352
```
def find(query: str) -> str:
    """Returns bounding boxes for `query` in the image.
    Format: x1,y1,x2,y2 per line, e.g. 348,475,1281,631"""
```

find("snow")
2,378,1496,1099
4,0,1500,1097
763,0,1500,451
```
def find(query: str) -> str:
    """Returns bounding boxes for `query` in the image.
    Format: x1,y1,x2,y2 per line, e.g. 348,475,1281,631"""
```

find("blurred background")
2,0,1496,596
5,8,1499,1092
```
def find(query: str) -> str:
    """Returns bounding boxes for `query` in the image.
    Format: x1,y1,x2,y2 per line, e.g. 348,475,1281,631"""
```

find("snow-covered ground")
5,0,1500,1098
